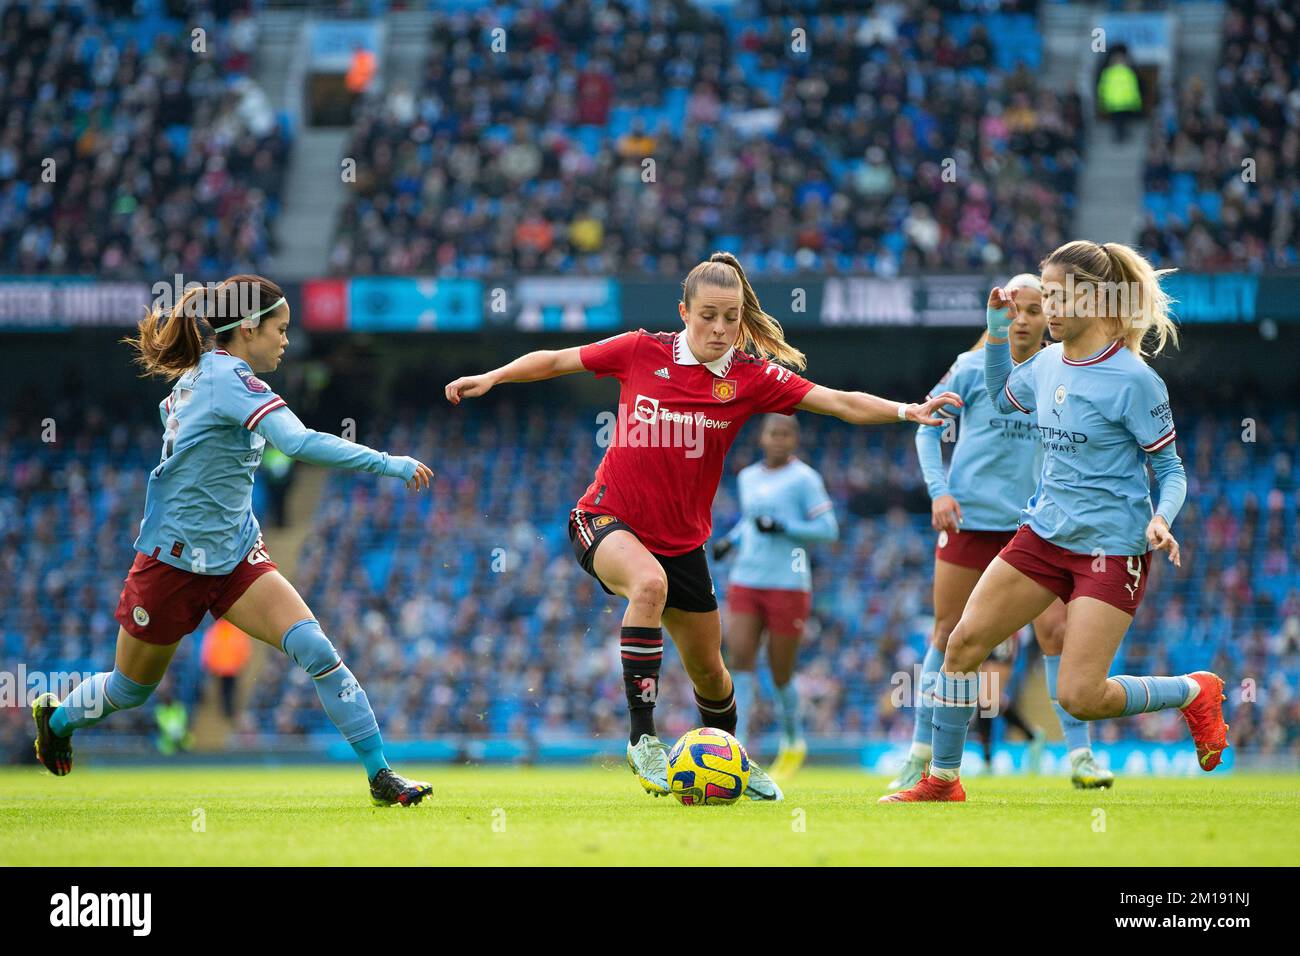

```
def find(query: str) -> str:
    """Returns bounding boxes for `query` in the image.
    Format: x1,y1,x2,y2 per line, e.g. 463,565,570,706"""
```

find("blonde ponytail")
1041,240,1179,358
682,251,807,371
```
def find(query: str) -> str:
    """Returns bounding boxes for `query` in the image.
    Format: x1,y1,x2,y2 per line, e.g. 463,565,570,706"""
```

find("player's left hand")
1146,516,1180,567
906,391,963,426
755,515,785,534
406,460,434,491
445,374,493,404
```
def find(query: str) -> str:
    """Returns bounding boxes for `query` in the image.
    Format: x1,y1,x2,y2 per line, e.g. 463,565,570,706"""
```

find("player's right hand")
711,538,734,562
405,460,433,491
445,374,493,404
1146,515,1181,567
986,286,1016,338
931,494,962,534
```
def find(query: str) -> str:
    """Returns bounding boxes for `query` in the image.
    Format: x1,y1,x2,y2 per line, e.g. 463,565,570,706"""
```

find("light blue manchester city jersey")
921,348,1041,531
135,348,413,575
998,340,1178,556
725,457,838,592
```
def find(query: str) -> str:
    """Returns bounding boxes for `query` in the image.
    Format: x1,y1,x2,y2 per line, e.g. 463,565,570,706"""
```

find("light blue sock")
49,669,158,738
1043,655,1091,753
1110,675,1197,717
911,643,944,757
773,680,801,744
930,671,979,772
282,620,384,773
351,731,389,780
731,670,756,744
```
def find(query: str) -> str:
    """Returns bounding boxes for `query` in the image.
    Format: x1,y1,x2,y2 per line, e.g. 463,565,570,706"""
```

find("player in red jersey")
446,252,960,800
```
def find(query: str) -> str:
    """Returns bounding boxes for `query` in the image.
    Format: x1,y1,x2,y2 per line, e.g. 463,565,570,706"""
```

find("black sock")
1002,701,1036,740
694,683,737,736
621,626,663,745
974,712,993,763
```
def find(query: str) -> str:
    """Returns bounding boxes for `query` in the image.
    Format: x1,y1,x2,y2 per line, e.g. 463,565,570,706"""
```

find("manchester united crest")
712,379,737,402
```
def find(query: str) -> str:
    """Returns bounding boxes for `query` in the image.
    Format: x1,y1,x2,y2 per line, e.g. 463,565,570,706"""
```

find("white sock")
929,766,959,782
909,742,933,761
1181,676,1201,708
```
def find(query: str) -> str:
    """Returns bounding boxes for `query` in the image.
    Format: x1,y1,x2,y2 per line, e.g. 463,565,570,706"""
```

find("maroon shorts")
935,529,1016,571
726,584,813,638
997,525,1151,616
114,535,279,646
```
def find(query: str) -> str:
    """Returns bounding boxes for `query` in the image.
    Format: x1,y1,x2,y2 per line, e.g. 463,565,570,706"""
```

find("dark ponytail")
124,274,286,380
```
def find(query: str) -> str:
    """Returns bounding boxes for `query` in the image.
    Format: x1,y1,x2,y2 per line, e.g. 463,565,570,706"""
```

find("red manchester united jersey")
576,329,815,556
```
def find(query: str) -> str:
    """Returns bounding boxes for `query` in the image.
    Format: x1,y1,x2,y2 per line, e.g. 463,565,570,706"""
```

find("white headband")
211,296,287,333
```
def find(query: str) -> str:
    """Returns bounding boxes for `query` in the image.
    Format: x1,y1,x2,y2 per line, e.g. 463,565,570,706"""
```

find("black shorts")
568,508,718,613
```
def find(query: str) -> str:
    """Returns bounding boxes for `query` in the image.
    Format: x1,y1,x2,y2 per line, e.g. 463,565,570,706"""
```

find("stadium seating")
329,1,1082,276
0,1,289,276
1140,0,1299,269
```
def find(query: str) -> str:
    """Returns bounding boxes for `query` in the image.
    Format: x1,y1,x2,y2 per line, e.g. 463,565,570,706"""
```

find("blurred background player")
445,251,960,801
30,276,437,808
971,633,1047,775
714,413,838,780
890,274,1114,791
883,241,1227,803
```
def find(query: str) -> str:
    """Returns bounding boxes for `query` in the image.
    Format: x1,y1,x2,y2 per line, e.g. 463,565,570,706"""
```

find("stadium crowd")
1140,0,1299,269
4,396,1298,762
332,0,1082,277
0,1,287,277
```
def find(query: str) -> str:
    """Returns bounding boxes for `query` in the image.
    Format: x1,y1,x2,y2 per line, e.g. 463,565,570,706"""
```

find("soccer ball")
666,727,751,806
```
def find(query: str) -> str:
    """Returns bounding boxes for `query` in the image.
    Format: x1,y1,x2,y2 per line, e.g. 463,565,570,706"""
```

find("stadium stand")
0,1,289,276
329,0,1082,276
1140,0,1299,269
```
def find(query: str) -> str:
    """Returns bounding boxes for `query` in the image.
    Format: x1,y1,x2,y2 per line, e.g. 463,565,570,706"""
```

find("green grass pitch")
2,765,1297,866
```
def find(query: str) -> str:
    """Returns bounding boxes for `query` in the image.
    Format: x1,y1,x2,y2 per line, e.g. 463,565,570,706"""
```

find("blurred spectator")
1097,44,1143,143
201,618,253,720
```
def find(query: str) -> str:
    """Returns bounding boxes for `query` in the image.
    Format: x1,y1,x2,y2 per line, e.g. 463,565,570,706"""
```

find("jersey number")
161,387,195,463
1124,556,1143,599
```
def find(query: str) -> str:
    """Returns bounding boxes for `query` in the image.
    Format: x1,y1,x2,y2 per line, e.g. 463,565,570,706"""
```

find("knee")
685,655,727,689
1057,681,1104,721
728,642,757,670
932,614,961,652
730,654,756,672
943,622,984,672
282,619,340,677
628,572,668,611
1035,621,1066,656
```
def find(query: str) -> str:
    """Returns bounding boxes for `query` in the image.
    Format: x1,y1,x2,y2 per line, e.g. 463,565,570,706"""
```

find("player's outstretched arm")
796,384,962,426
445,347,586,404
256,407,432,491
